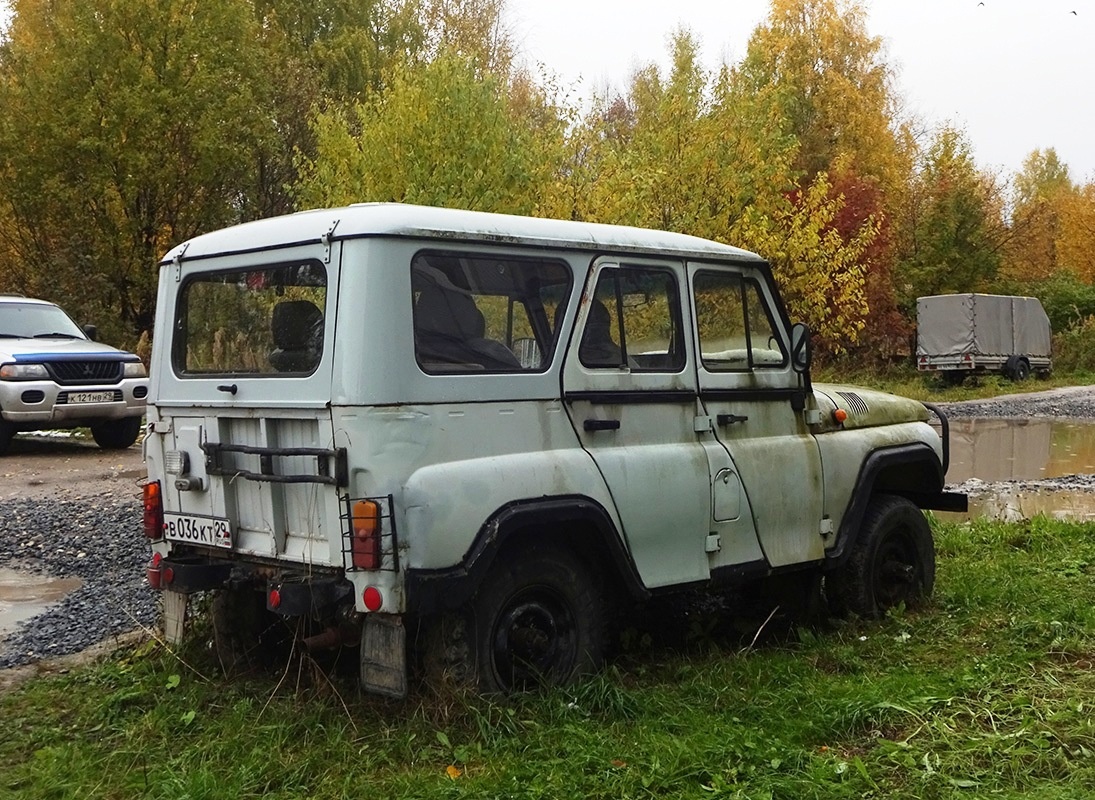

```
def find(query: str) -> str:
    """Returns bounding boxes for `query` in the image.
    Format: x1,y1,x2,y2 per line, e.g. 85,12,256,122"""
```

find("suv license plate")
163,513,233,548
68,391,115,404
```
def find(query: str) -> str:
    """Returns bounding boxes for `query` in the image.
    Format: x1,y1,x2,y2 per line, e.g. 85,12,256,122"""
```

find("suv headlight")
0,363,49,380
123,361,148,378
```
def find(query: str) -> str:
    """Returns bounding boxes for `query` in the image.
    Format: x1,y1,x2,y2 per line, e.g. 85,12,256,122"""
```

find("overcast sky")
504,0,1095,182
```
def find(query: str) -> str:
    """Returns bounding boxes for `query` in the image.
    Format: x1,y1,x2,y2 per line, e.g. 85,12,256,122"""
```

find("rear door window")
412,251,572,373
173,261,327,376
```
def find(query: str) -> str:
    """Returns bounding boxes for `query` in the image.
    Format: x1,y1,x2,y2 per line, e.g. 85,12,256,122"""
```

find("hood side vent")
835,391,869,415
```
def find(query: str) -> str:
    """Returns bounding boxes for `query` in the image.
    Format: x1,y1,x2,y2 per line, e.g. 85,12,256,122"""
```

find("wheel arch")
826,443,944,568
404,494,648,617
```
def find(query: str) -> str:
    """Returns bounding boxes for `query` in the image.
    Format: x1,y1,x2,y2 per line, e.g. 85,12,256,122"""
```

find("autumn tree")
0,0,294,343
894,126,1005,306
294,49,564,215
1004,148,1077,283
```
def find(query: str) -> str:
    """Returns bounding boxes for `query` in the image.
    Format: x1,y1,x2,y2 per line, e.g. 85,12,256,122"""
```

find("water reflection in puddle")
947,418,1095,483
0,568,83,637
943,417,1095,521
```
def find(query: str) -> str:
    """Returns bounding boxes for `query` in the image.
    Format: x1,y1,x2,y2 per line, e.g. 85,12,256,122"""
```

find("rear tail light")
143,481,164,540
351,500,380,570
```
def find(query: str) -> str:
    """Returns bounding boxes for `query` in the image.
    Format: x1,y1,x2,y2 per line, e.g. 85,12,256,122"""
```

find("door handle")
716,413,749,426
584,418,621,432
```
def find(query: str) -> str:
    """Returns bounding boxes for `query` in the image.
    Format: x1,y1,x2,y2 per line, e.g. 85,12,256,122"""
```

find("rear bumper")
152,553,354,616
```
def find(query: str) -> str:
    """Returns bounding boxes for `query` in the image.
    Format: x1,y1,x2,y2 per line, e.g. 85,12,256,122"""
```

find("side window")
411,251,571,374
174,261,327,376
693,271,786,371
581,268,685,372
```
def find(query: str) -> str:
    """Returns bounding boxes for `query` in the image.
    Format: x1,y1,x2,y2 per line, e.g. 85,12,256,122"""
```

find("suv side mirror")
82,324,98,341
790,322,812,374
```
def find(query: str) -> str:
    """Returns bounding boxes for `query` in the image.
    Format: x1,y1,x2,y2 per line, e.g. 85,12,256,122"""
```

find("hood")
0,337,136,362
811,383,929,432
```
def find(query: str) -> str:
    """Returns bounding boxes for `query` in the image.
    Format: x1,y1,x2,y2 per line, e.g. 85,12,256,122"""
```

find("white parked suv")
0,296,148,452
142,204,966,697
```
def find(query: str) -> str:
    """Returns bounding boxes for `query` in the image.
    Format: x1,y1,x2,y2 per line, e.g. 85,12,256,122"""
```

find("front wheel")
0,420,15,455
830,494,935,618
90,416,142,449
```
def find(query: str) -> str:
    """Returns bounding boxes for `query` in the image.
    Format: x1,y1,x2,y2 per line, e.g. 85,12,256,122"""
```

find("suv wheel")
830,494,935,618
90,416,142,449
0,420,15,455
427,543,606,693
211,587,290,674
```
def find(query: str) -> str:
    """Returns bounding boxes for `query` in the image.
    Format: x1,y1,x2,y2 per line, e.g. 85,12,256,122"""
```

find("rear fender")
405,495,647,616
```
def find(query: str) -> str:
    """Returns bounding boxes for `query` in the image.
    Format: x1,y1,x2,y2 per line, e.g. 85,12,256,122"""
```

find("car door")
562,259,763,588
688,264,827,568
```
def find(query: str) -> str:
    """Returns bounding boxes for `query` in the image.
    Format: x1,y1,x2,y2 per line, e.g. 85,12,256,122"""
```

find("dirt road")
0,433,145,502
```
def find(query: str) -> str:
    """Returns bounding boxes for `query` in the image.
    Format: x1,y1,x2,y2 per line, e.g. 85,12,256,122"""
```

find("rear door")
147,246,343,567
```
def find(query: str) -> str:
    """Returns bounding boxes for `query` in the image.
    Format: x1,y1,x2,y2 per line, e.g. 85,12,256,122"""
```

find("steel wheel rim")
491,589,577,690
873,528,920,608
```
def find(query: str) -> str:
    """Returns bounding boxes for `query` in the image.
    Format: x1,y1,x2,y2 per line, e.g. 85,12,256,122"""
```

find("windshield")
0,302,86,339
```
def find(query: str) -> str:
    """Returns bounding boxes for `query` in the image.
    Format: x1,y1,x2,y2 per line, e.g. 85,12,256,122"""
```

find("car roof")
160,203,766,265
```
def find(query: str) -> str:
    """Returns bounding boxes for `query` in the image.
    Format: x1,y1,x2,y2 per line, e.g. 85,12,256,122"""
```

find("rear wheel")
211,587,290,674
90,416,142,449
425,543,606,693
830,494,935,618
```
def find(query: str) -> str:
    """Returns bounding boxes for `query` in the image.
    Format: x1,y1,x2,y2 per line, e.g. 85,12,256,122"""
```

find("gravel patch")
937,384,1095,420
0,496,154,668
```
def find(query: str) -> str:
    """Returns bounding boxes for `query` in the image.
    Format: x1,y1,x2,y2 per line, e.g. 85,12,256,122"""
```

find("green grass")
4,515,1095,798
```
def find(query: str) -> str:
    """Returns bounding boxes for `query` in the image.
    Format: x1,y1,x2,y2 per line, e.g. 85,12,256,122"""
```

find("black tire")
426,543,606,693
830,494,935,619
90,416,142,449
211,587,289,674
1005,356,1030,382
0,420,15,455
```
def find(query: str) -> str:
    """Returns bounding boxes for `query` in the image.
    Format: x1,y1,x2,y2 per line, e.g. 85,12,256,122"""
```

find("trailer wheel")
1005,356,1030,382
830,494,935,618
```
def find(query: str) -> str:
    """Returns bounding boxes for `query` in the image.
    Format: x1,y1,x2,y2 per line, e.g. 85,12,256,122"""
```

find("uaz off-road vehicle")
142,204,965,697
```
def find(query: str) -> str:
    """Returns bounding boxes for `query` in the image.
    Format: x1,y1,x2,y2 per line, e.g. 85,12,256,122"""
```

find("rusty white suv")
142,204,965,697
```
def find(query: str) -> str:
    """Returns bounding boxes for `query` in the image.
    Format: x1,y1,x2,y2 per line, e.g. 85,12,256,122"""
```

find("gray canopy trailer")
916,294,1051,382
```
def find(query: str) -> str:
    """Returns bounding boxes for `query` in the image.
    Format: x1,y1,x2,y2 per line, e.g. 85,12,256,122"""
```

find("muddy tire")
425,543,606,693
830,494,935,619
90,416,142,450
211,587,288,674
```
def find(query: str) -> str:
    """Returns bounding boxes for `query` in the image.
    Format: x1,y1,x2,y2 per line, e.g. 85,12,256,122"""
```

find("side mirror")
790,322,812,374
82,324,98,341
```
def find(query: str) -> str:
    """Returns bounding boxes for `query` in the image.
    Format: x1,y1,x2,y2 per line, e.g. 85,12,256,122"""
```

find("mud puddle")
0,568,83,637
945,417,1095,521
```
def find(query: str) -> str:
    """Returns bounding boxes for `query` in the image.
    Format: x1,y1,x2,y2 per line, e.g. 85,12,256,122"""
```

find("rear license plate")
68,391,115,404
163,513,233,548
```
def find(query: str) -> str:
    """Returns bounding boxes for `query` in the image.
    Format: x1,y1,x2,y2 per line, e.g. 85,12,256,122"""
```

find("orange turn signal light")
832,409,848,424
